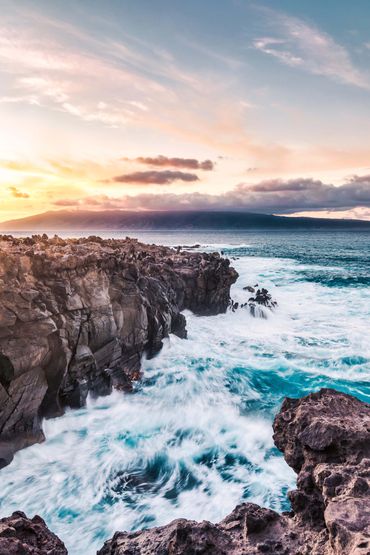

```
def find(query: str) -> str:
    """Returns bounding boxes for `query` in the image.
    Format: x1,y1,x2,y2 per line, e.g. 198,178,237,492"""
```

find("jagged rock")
246,287,277,318
230,300,239,312
274,389,370,554
231,287,277,317
0,236,237,467
249,288,277,309
243,285,255,293
98,389,370,555
0,511,67,554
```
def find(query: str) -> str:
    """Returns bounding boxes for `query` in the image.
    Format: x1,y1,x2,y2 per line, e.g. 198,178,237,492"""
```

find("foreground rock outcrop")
98,389,370,555
0,235,237,467
0,511,67,554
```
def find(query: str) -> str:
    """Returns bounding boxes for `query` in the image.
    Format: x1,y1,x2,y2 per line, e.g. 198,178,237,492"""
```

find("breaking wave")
0,231,369,554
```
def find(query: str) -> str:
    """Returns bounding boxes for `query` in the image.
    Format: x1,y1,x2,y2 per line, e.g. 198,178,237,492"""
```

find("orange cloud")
112,170,200,185
8,186,30,199
128,155,214,171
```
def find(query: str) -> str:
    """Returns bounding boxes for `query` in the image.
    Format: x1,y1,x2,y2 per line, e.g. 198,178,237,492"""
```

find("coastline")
0,235,237,467
0,234,369,554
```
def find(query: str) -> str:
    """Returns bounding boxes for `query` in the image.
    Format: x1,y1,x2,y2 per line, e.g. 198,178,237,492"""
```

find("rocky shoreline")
0,235,237,468
0,236,369,554
1,388,369,554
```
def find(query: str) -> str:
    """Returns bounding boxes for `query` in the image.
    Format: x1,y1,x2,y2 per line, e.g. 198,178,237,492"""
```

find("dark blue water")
1,230,369,554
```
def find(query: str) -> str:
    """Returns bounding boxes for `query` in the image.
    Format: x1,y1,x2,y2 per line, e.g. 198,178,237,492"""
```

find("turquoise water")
0,231,369,554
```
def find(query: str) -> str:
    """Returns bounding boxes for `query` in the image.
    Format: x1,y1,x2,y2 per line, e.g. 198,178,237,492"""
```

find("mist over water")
0,231,369,554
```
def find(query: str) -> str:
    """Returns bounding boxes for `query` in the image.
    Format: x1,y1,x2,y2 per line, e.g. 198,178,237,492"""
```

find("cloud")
53,198,77,206
128,155,214,171
253,10,370,89
52,175,370,214
0,24,168,128
230,176,370,212
8,186,30,199
1,5,370,184
112,170,199,185
0,8,290,168
17,76,132,127
0,14,222,133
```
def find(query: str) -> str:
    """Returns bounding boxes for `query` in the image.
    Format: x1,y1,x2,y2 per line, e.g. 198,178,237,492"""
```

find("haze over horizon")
1,0,370,222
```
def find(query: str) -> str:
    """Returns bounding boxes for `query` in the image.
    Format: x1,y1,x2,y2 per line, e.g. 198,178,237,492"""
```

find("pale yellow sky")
1,1,370,222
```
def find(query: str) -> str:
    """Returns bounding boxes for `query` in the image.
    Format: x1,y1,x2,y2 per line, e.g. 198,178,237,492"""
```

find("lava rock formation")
0,235,237,467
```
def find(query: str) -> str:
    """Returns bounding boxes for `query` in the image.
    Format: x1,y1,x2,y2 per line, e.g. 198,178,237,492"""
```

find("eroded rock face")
98,389,370,555
274,389,370,555
0,511,67,554
0,235,237,467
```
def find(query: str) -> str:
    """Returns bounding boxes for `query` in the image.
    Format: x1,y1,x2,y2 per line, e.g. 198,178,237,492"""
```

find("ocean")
0,230,369,554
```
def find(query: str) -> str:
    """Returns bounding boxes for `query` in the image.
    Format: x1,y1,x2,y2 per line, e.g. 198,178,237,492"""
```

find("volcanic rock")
248,287,277,311
243,285,255,293
0,511,67,554
0,235,237,467
231,286,277,317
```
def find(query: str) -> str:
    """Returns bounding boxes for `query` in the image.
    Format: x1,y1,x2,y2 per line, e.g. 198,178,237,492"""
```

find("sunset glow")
1,0,370,222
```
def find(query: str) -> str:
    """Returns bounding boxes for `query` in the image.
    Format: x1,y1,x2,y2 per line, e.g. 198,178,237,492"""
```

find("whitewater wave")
0,244,369,554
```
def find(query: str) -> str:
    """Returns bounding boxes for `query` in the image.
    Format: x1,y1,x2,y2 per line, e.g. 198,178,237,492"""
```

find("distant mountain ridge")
1,209,370,231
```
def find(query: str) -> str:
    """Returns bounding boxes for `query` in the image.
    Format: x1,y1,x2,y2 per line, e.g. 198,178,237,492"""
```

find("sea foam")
0,236,369,554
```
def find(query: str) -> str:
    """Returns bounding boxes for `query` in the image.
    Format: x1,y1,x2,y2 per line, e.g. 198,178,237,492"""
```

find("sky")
1,0,370,222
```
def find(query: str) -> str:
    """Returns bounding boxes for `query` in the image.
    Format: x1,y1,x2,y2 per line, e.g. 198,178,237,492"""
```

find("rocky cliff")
98,389,370,555
0,235,237,468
